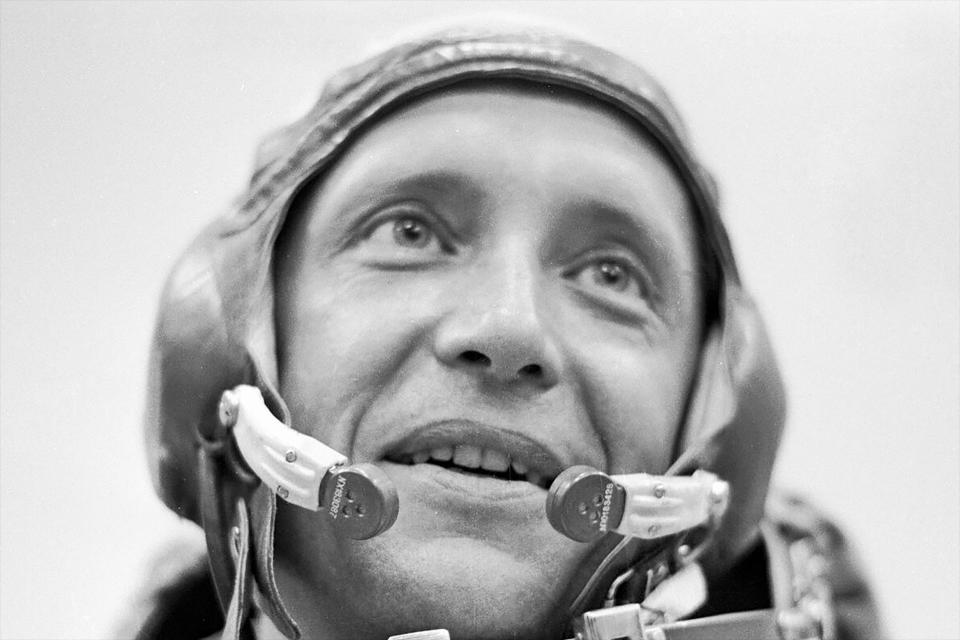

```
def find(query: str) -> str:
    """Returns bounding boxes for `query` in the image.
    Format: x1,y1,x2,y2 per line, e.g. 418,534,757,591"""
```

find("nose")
432,245,561,389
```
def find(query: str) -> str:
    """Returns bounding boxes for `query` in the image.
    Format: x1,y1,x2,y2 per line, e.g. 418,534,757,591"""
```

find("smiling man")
270,81,704,639
132,26,883,640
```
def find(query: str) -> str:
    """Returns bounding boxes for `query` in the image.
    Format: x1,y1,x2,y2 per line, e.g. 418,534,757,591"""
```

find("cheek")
277,270,446,450
572,340,694,475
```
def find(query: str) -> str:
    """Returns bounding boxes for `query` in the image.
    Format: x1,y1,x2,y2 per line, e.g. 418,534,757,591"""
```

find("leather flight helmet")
144,26,786,638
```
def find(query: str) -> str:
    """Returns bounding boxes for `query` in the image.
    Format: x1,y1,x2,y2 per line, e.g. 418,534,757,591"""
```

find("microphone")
546,465,728,543
218,385,398,539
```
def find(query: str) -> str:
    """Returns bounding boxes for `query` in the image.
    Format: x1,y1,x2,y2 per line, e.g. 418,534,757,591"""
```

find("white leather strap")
220,385,346,510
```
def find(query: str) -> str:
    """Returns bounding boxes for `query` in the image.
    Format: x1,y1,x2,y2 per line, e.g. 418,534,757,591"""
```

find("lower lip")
380,460,546,507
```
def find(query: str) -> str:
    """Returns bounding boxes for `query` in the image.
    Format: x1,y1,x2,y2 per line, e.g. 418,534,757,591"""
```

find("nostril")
519,363,542,377
460,350,491,366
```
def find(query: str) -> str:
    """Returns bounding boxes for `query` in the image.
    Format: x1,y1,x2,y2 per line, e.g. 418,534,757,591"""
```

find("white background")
1,2,957,639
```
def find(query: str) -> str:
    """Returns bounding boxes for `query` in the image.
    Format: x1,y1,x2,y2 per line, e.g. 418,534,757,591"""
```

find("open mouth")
385,444,556,490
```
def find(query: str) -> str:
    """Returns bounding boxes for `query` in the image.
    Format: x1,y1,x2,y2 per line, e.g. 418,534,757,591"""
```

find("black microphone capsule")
546,465,626,542
320,463,399,540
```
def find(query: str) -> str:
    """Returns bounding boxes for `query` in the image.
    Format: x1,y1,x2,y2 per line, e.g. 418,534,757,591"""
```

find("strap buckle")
776,538,835,640
575,604,646,640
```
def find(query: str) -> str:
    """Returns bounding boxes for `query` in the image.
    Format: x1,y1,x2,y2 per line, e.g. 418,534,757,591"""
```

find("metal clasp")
575,604,646,640
776,538,836,640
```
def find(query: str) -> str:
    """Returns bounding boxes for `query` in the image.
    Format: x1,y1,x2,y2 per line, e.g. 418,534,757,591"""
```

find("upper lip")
378,419,569,483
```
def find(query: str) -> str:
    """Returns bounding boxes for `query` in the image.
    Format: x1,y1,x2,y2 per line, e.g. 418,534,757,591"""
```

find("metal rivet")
285,450,297,463
648,524,660,536
218,390,239,428
777,608,817,640
646,629,667,640
277,486,289,499
710,482,729,504
678,544,692,557
653,483,666,499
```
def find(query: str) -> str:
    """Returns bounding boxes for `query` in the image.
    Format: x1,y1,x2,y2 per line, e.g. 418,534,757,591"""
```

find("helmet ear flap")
146,236,249,525
675,322,736,463
670,286,787,576
247,482,301,639
146,224,302,637
241,365,301,639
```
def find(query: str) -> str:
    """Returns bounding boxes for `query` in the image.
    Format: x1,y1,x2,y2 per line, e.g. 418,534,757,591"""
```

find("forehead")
298,80,699,278
323,80,690,203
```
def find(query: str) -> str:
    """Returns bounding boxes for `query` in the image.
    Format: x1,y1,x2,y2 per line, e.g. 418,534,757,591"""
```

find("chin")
354,528,573,640
274,472,590,640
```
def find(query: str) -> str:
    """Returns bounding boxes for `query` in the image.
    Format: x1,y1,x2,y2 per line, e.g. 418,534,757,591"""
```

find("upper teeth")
407,445,541,485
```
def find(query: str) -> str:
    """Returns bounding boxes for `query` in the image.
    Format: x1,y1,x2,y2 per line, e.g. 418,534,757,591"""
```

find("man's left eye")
391,217,433,248
569,258,645,298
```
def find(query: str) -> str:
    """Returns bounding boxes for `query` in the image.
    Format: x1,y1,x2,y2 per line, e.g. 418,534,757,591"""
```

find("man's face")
272,83,704,640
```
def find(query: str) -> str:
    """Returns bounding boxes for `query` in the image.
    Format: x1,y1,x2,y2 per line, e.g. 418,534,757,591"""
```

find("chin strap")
197,441,256,640
199,382,403,640
221,497,254,640
197,374,302,640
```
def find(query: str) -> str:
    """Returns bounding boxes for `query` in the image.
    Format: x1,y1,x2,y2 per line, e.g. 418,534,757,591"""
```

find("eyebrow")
564,196,683,266
559,193,698,314
342,169,487,209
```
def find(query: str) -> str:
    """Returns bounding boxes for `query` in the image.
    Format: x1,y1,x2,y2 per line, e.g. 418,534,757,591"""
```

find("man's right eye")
355,205,454,264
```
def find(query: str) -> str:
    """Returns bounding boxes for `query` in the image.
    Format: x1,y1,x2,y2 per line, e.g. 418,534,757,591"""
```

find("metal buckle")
575,604,646,640
776,538,836,640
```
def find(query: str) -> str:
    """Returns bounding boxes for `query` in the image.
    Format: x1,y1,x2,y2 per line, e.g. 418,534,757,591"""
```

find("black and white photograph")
1,2,958,639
